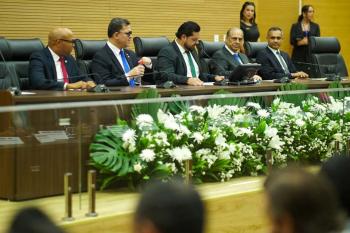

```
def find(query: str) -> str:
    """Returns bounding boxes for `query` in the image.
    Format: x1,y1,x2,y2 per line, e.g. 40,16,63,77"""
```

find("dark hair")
240,1,256,24
267,26,283,36
135,179,205,233
8,207,65,233
298,5,313,22
264,167,344,233
321,155,350,217
107,17,130,38
175,21,200,39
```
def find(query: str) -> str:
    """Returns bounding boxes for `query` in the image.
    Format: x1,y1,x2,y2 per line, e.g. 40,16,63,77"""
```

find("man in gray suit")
211,27,261,81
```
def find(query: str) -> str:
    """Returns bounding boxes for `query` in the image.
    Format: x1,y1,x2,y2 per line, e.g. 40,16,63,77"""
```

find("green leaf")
208,90,247,106
131,89,167,120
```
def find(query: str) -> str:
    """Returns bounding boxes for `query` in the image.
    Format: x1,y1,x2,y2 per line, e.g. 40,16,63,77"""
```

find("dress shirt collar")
224,45,240,56
268,46,280,54
175,39,187,55
107,41,123,57
48,47,60,62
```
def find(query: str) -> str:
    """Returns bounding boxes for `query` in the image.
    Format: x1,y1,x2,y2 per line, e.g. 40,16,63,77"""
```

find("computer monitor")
227,63,261,82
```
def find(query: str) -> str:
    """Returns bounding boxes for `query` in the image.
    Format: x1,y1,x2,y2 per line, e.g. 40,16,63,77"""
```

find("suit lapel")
124,50,134,68
171,41,187,75
266,48,283,70
44,47,58,81
105,45,125,73
222,47,238,67
190,49,201,73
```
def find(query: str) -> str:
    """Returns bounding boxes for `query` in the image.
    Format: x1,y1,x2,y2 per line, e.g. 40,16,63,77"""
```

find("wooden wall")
0,0,349,71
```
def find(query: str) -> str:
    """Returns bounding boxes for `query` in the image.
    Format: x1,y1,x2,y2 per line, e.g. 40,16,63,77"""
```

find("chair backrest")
74,39,107,75
6,38,44,90
309,36,348,78
0,38,20,89
197,40,225,73
244,41,268,63
133,36,170,84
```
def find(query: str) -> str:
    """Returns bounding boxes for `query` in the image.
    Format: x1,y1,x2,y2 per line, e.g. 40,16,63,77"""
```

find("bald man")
211,27,261,81
29,28,95,90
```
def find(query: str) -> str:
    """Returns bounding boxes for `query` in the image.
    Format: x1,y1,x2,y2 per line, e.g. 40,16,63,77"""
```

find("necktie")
59,57,69,84
185,51,197,77
120,49,134,86
276,51,290,74
233,53,243,65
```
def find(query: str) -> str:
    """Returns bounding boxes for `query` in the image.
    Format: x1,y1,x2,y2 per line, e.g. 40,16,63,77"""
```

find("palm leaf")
208,90,247,106
131,89,167,120
167,94,190,114
328,81,349,100
278,83,309,106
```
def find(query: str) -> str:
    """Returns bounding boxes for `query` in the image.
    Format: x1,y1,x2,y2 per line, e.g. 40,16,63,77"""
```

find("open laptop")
227,63,261,85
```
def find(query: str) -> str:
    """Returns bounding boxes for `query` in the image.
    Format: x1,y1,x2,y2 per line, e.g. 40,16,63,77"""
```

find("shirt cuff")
63,83,68,90
145,63,152,69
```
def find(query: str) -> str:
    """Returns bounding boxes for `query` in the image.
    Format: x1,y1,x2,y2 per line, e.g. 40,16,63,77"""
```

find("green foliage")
131,89,167,120
208,90,247,106
328,81,350,99
278,82,309,106
167,94,190,114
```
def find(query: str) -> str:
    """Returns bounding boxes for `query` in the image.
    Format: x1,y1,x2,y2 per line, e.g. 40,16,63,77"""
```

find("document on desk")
203,82,214,86
34,130,69,143
0,137,24,145
21,91,36,95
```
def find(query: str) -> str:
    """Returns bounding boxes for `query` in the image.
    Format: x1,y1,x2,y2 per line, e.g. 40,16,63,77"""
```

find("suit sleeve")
315,24,320,37
256,51,289,80
290,24,300,46
211,52,231,77
157,48,188,84
90,53,129,86
29,53,64,90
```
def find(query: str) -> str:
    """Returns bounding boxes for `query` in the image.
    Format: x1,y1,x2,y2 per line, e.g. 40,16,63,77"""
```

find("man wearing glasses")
29,27,96,90
91,17,152,86
157,21,224,86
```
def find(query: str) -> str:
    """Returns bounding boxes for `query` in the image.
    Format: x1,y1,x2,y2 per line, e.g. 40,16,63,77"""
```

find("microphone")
295,61,342,81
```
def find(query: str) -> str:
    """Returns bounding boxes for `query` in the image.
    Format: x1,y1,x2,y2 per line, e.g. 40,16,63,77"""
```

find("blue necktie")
233,53,243,65
120,49,134,87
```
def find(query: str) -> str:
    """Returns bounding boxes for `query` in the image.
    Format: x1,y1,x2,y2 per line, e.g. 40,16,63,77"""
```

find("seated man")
91,18,152,86
133,180,205,233
211,27,261,81
29,28,95,90
256,27,308,80
157,21,224,86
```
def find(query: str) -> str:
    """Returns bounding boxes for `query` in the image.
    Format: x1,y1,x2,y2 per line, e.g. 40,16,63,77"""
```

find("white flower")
157,110,179,131
329,101,343,113
122,129,136,143
192,132,204,144
218,150,230,160
189,105,205,114
333,133,343,142
268,136,284,150
215,134,226,146
167,146,192,162
264,126,278,138
246,102,261,109
237,127,253,137
166,162,178,173
136,114,153,128
179,124,191,135
295,119,305,127
133,163,142,173
140,149,156,162
257,109,270,118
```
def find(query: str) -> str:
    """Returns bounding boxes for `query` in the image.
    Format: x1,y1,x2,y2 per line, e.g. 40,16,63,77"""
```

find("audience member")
29,28,95,90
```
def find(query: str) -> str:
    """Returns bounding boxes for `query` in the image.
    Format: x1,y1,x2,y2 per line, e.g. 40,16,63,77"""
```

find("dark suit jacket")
90,44,153,86
211,47,250,76
256,47,297,80
29,47,90,90
157,41,216,84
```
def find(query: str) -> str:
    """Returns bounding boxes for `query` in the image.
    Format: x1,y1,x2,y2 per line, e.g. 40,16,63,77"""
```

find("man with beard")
157,21,224,86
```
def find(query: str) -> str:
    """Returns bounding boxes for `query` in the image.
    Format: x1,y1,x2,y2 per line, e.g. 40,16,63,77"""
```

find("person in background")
133,180,205,233
29,28,95,90
321,155,350,233
211,27,261,81
256,27,309,80
7,207,65,233
290,5,320,74
91,17,153,86
264,166,344,233
157,21,224,86
240,1,260,53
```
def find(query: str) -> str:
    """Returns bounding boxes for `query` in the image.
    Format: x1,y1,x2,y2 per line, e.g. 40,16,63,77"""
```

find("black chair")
197,40,225,73
0,38,19,89
244,41,268,63
74,39,106,76
309,36,348,78
133,36,170,84
6,38,44,90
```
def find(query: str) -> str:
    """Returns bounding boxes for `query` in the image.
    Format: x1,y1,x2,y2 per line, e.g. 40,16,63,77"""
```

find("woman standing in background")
290,5,320,74
240,1,260,43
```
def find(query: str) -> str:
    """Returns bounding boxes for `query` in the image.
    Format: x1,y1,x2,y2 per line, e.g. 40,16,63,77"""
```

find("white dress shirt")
48,47,67,89
268,46,289,73
175,40,199,78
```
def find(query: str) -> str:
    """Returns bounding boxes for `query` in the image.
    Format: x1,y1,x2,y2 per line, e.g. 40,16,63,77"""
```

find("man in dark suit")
157,21,224,86
211,27,261,81
91,18,152,86
29,28,95,90
256,27,308,80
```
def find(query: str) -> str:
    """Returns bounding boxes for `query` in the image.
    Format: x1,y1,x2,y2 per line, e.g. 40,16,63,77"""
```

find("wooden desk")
1,80,349,200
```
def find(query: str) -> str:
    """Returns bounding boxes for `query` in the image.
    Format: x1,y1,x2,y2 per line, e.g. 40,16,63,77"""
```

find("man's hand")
128,65,145,78
139,57,152,66
214,76,225,82
297,37,308,46
292,71,309,79
86,81,96,88
187,77,203,86
66,81,85,89
252,75,262,82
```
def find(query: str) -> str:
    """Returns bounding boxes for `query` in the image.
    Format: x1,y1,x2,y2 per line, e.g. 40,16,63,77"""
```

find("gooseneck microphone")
67,73,110,93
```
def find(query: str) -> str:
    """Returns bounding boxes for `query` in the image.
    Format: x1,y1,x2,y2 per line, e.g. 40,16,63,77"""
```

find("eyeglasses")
59,39,76,44
119,31,132,37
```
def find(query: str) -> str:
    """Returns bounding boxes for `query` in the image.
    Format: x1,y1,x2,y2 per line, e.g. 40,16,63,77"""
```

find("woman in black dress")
240,1,260,43
290,5,320,74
